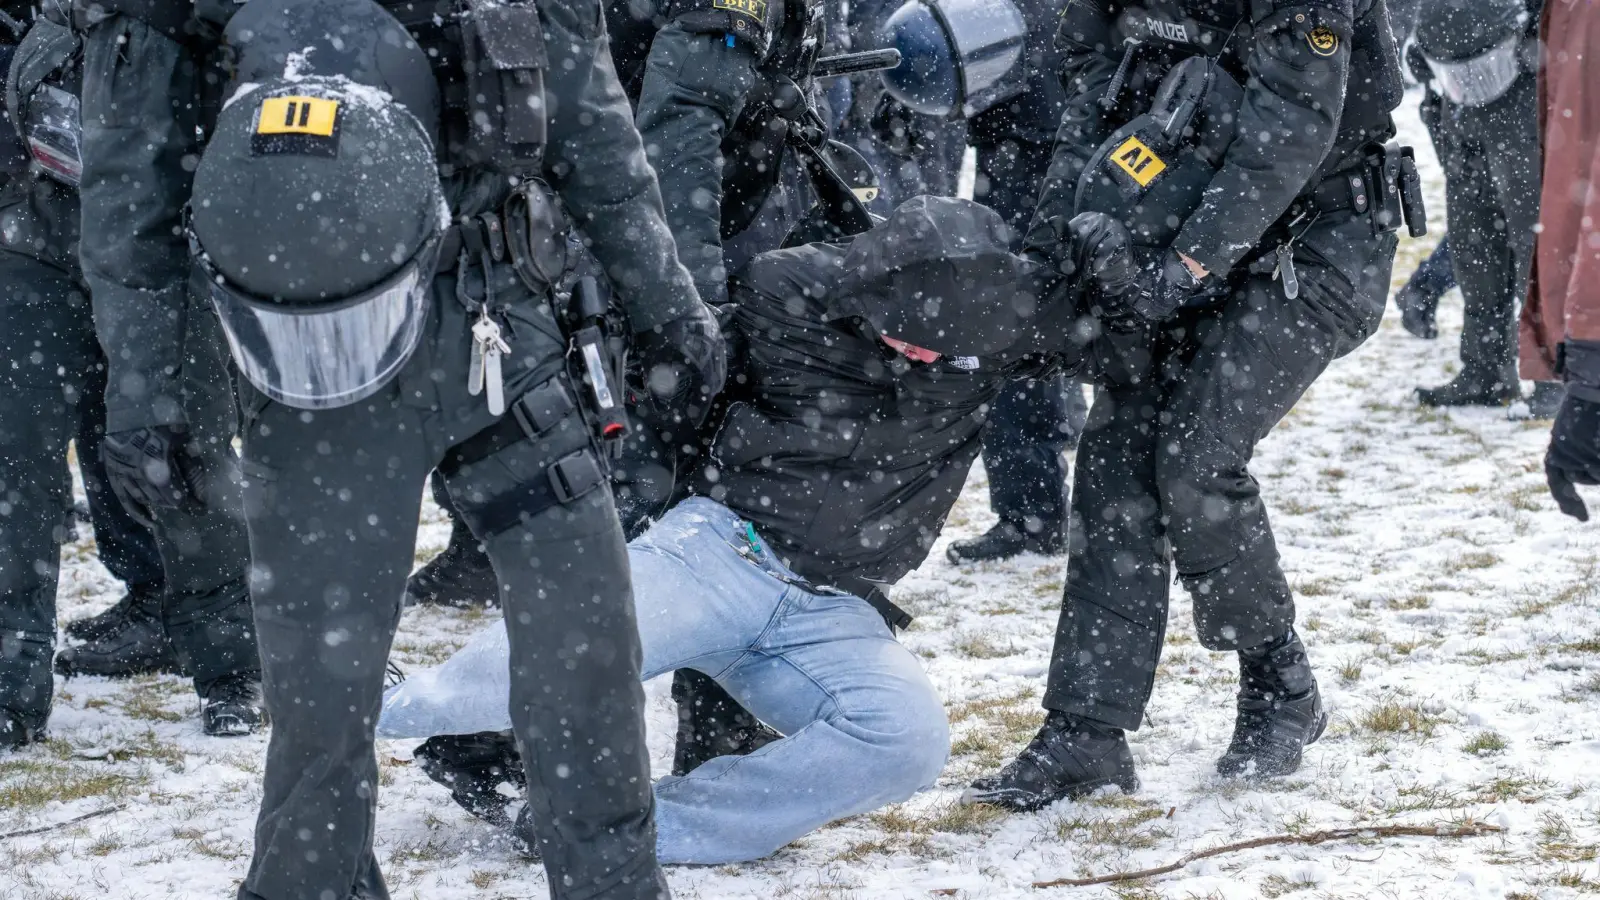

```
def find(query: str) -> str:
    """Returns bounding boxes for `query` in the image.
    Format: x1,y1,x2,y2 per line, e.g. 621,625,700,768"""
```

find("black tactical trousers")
0,251,246,730
237,263,662,900
1435,79,1540,385
1044,210,1397,730
974,136,1088,536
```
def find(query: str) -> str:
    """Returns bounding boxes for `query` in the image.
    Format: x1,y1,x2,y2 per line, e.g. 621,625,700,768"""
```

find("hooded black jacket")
693,232,1084,627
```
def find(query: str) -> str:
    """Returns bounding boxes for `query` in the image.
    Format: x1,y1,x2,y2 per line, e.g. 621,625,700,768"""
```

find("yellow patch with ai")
1111,136,1167,187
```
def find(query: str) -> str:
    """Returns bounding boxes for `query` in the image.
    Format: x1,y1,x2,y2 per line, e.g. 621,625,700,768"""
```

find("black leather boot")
671,669,781,776
946,521,1065,565
0,709,43,752
201,672,266,737
404,523,498,608
413,732,526,829
65,586,162,642
54,600,180,678
1215,629,1328,779
962,712,1138,811
1416,370,1520,407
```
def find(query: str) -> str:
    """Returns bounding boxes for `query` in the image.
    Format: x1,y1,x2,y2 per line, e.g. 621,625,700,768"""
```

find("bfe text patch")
251,95,342,158
713,0,767,20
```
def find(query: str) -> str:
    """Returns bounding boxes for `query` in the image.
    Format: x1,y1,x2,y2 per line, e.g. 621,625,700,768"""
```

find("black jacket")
1028,0,1403,275
694,241,1074,626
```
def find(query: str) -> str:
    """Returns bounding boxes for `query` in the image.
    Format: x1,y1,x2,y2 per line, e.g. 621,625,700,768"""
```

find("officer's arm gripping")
634,23,760,308
1172,0,1353,276
537,0,705,334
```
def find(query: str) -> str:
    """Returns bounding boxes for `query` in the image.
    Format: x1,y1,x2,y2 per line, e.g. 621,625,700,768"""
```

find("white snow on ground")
8,95,1600,900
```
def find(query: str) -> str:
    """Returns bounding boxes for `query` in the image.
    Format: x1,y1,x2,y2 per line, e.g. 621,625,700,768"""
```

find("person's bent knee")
854,684,950,802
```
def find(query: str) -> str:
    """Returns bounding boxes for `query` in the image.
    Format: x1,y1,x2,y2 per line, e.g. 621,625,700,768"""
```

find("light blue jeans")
380,497,949,864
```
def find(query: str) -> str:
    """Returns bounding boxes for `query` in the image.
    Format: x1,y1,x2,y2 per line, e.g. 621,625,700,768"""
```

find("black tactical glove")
634,304,728,428
1545,391,1600,522
870,93,928,158
1027,212,1138,318
1106,249,1207,326
101,425,206,526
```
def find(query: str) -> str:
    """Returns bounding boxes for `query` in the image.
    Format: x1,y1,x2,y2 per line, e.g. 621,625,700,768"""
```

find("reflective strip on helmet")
1425,35,1521,107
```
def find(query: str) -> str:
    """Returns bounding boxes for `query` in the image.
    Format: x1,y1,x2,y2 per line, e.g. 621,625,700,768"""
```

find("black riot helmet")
878,0,1028,119
1414,0,1526,106
190,0,445,411
1075,57,1244,255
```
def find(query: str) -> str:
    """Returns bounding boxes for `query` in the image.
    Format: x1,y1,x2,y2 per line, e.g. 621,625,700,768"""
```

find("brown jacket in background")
1520,0,1600,383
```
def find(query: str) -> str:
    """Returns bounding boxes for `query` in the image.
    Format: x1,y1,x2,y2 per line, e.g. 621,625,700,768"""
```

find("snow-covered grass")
8,95,1600,900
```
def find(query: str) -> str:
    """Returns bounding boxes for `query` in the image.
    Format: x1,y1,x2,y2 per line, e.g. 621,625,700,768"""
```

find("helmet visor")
205,238,439,410
25,84,82,186
1425,35,1521,107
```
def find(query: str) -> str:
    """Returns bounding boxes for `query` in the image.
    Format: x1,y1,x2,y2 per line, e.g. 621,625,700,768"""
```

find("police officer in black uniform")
966,0,1416,809
73,0,722,895
1,3,263,749
872,0,1091,562
406,0,882,609
1410,0,1556,413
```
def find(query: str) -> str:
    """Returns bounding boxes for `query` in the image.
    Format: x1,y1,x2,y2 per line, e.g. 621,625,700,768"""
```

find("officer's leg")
0,255,92,745
62,344,175,652
953,138,1078,562
1395,234,1451,339
1419,130,1519,404
1160,216,1392,775
445,397,664,900
238,397,430,900
75,316,260,705
75,356,165,595
1041,375,1172,729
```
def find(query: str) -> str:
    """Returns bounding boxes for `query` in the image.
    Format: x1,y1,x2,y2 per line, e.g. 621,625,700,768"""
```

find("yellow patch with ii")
713,0,767,20
1307,25,1340,56
1110,136,1167,187
256,96,341,136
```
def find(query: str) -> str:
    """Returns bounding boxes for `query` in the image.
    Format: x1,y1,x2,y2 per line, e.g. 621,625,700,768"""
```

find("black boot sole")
962,772,1140,812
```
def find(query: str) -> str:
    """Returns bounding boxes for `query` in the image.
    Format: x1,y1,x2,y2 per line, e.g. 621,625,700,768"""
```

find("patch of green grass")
1337,658,1364,683
1389,594,1431,610
1054,803,1170,850
1463,730,1507,755
0,758,145,812
1261,874,1320,898
1472,770,1556,803
1358,696,1442,738
952,632,1017,660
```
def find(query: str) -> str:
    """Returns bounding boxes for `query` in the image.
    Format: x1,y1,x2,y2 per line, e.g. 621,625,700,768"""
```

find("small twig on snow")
0,804,127,841
1031,821,1504,889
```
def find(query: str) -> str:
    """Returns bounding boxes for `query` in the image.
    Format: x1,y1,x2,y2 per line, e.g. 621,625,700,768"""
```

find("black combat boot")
962,712,1138,811
65,586,164,642
413,732,526,828
201,673,266,737
1395,282,1440,340
1416,370,1520,407
0,709,43,752
1215,630,1327,779
946,521,1065,565
404,523,498,608
54,600,180,678
671,669,781,776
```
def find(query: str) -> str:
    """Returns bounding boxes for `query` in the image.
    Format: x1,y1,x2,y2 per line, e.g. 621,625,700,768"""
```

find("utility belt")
438,178,630,493
1247,143,1427,300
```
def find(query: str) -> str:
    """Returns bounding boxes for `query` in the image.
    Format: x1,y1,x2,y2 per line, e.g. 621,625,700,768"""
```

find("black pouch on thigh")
440,373,608,540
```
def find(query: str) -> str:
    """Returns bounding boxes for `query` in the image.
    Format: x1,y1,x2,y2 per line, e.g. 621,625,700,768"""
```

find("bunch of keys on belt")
469,304,512,416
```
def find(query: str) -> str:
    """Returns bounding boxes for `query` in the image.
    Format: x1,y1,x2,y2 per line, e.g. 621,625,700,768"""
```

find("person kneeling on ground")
378,196,1128,864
